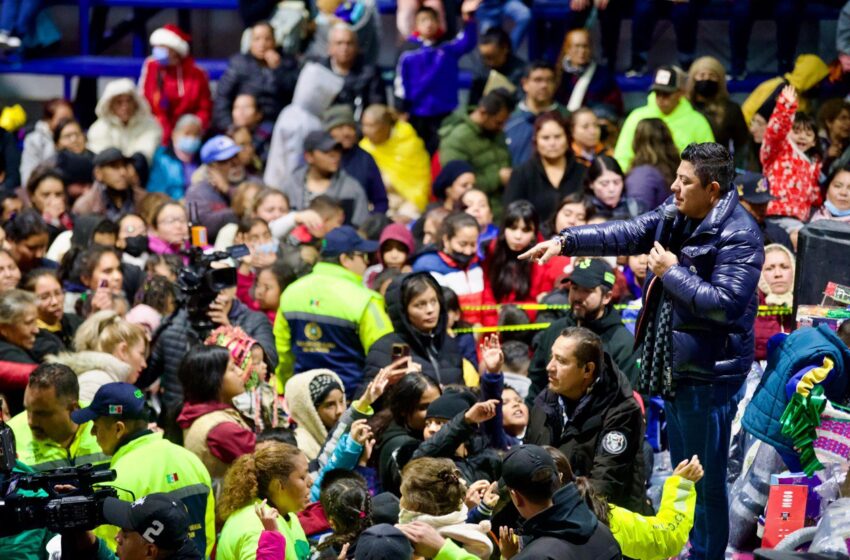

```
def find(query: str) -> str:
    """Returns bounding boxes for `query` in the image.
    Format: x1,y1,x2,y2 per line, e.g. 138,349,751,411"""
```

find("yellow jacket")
742,54,829,124
608,475,696,560
359,120,431,212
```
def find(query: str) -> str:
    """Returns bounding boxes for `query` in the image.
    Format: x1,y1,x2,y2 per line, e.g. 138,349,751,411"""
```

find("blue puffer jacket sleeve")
563,206,663,257
310,432,364,501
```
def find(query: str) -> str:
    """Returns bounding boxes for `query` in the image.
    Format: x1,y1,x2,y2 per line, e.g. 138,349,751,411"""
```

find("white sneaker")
5,35,21,48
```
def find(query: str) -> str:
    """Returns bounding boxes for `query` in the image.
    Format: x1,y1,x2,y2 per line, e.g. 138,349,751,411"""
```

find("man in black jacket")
500,444,621,560
527,258,639,403
525,326,647,513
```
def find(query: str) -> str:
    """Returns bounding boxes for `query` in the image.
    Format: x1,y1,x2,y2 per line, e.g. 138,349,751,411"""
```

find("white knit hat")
149,24,190,57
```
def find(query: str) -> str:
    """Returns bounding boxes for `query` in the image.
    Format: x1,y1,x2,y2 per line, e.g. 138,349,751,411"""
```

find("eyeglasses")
158,216,188,226
36,290,64,303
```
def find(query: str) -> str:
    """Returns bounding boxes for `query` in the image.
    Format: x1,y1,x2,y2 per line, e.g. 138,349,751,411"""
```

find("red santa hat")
150,24,191,57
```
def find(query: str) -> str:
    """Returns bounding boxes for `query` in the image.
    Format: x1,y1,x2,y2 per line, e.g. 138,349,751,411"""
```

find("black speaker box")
794,220,850,308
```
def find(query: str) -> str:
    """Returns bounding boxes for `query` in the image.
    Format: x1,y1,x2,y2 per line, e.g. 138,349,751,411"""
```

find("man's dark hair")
680,143,735,194
559,326,603,376
4,208,49,242
524,60,555,79
28,363,79,402
478,88,513,116
479,27,511,51
839,320,850,348
415,5,439,19
93,218,118,238
503,340,530,373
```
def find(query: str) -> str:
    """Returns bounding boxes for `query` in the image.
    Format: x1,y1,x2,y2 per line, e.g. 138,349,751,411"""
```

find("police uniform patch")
601,431,627,455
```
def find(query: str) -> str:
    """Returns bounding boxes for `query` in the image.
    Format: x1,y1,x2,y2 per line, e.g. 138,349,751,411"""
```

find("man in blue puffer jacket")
521,142,764,560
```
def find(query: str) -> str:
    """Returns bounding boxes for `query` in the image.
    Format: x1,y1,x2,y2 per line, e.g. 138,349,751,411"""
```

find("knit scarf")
639,292,675,398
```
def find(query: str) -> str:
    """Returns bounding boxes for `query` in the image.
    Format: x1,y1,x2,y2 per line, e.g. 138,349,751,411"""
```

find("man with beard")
527,258,639,403
72,148,146,222
185,135,259,240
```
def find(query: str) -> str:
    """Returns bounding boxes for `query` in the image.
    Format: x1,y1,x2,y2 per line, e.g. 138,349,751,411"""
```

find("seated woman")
86,78,162,163
359,104,431,221
0,289,40,412
177,343,256,487
571,108,610,167
61,245,126,318
21,268,82,359
48,118,95,201
626,118,679,211
147,114,203,201
0,249,21,292
481,200,571,327
810,165,850,223
216,442,311,560
365,272,466,388
413,212,485,326
25,165,73,244
146,200,191,259
432,161,476,212
46,310,147,402
755,244,796,362
4,208,54,276
585,155,644,220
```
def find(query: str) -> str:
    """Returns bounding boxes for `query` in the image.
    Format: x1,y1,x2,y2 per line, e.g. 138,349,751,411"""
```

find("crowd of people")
1,1,850,560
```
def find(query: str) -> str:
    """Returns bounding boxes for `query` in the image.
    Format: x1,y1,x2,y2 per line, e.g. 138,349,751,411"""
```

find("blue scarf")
824,200,850,217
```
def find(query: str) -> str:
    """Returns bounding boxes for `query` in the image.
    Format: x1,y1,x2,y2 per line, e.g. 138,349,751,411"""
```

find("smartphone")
391,343,411,360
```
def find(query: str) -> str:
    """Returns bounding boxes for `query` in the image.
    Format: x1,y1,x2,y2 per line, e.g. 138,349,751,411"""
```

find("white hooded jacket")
284,368,345,460
46,350,133,403
87,78,162,162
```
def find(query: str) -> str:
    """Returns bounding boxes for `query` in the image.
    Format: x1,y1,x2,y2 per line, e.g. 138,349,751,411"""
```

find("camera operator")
71,382,215,557
141,283,276,440
62,493,200,560
8,363,107,472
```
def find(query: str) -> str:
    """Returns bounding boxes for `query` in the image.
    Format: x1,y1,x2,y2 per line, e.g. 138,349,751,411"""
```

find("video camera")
0,417,117,535
178,203,249,336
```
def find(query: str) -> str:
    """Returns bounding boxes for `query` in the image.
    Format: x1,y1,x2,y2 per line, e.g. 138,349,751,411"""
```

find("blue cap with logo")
321,225,379,257
735,172,775,204
200,135,242,164
71,382,148,424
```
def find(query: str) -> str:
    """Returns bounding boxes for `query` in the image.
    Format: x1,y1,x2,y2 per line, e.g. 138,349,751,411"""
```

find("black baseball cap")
93,147,130,168
735,172,776,204
304,130,342,153
500,444,559,497
568,258,615,290
650,65,681,94
355,524,413,560
321,225,379,257
103,493,198,554
71,382,148,424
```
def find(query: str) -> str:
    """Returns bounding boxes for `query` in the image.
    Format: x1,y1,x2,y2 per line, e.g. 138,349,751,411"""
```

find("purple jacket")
625,165,671,211
561,189,764,384
395,21,477,117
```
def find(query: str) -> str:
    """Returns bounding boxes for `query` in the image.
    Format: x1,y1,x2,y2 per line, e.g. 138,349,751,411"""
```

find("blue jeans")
477,0,531,51
666,381,743,560
0,0,41,36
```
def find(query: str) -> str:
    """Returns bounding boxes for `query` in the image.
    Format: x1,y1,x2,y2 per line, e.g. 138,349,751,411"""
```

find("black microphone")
657,204,678,248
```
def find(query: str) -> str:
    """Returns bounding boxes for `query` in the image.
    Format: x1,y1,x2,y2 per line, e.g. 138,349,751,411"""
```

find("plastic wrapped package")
728,441,788,551
810,498,850,554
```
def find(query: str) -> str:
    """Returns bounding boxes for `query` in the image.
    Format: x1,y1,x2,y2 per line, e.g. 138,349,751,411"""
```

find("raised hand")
350,419,373,446
780,84,797,105
464,399,500,424
480,335,504,374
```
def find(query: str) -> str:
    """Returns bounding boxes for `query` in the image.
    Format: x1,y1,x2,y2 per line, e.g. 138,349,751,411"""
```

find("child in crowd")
398,457,494,559
413,212,484,325
501,339,531,399
395,0,483,153
442,286,478,368
247,257,300,324
761,85,822,234
363,222,415,289
585,155,644,221
235,217,277,312
284,369,347,460
460,188,497,258
144,253,181,283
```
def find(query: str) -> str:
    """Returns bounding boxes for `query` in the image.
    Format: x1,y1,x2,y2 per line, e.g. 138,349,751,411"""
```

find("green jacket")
608,475,696,560
94,431,215,558
434,539,481,560
273,262,393,395
438,112,511,215
613,94,715,171
8,406,107,472
217,499,309,560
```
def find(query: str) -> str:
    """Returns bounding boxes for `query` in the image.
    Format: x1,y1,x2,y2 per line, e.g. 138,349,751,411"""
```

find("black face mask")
694,79,719,98
450,251,474,269
123,235,148,257
599,124,609,142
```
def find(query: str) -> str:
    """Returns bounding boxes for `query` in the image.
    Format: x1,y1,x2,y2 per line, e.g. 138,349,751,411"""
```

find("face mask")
152,46,170,64
449,251,474,269
694,79,719,98
825,200,850,217
123,235,148,257
175,136,201,155
256,241,278,255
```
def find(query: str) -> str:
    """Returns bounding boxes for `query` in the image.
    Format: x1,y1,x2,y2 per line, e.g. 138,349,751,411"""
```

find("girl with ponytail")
216,441,312,560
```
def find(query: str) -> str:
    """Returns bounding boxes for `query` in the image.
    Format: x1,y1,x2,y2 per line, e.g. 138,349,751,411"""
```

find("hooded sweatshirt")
363,223,416,289
264,63,345,190
284,368,345,460
87,78,163,162
46,351,132,402
514,484,621,560
742,54,830,125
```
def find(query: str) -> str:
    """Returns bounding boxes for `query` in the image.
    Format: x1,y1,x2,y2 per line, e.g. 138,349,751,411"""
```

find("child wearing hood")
363,223,415,289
